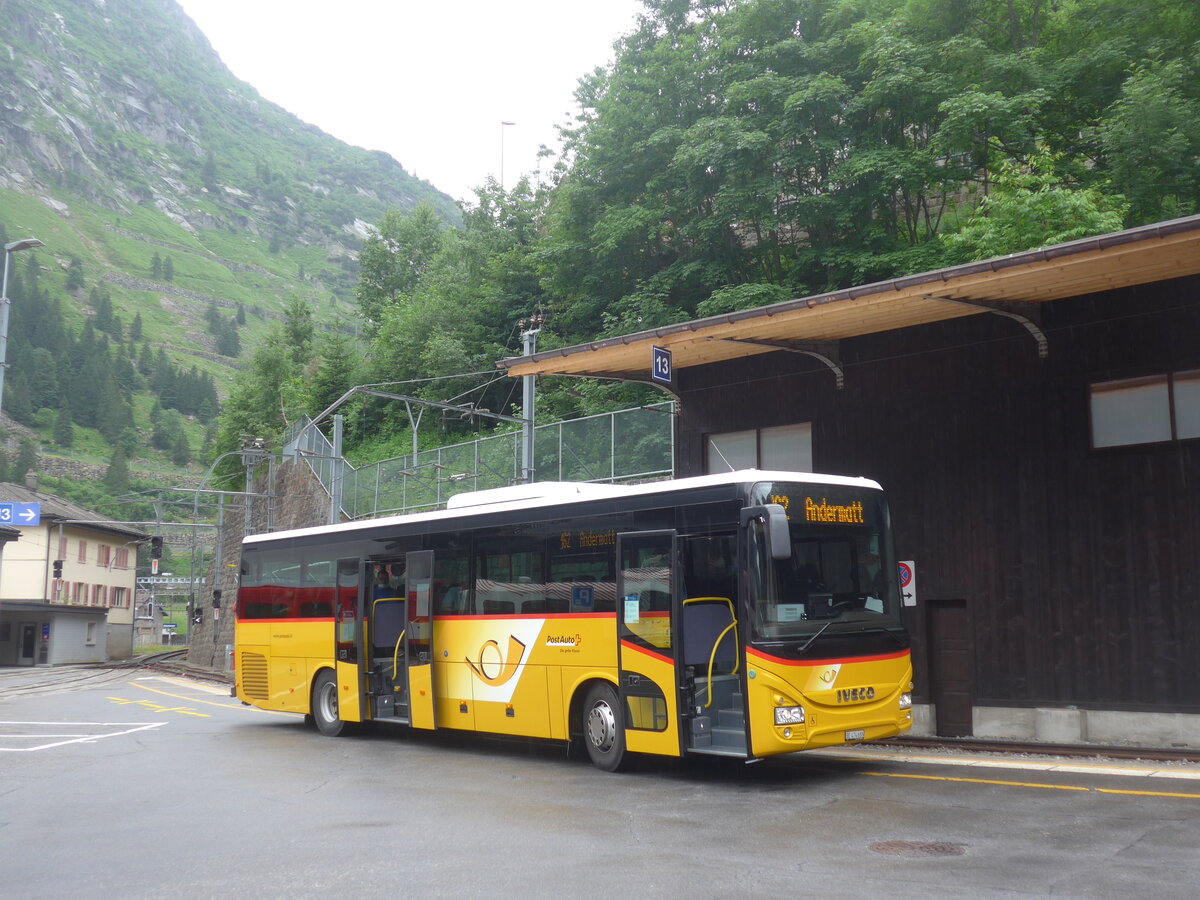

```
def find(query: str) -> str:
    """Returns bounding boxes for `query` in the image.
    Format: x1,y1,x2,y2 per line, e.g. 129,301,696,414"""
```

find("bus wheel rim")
586,699,616,752
321,681,337,720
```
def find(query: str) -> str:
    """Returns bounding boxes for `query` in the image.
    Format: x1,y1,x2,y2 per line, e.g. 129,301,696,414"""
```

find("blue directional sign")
651,345,672,384
0,502,41,527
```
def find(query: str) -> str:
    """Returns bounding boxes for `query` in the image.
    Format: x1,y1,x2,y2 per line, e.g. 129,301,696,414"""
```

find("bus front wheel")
582,682,627,772
311,671,345,737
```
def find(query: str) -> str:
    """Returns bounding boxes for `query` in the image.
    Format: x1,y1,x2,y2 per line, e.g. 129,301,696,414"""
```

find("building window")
114,548,130,569
112,587,128,608
92,584,107,606
1091,370,1200,448
78,540,88,564
706,423,813,473
98,545,111,568
59,536,68,558
72,582,85,603
86,622,96,646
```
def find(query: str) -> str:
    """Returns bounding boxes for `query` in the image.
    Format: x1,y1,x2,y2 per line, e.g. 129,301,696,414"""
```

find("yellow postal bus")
234,470,913,770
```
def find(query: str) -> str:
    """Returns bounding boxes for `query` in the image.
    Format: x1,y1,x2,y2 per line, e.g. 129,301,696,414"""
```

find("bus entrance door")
405,550,436,729
679,533,746,757
364,559,409,724
616,531,682,759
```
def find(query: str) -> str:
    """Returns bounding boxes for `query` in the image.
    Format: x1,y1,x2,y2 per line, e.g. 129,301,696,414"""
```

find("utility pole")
519,313,543,483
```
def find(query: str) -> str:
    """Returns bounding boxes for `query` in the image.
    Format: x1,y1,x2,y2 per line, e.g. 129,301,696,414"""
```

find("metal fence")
283,402,674,521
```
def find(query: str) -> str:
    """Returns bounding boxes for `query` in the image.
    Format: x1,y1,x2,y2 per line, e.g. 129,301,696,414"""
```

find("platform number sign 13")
651,345,672,384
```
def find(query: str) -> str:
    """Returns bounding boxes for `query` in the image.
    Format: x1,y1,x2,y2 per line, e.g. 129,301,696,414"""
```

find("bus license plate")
845,729,865,741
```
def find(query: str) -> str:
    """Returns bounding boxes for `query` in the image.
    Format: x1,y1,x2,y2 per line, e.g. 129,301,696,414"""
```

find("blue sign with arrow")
0,502,41,526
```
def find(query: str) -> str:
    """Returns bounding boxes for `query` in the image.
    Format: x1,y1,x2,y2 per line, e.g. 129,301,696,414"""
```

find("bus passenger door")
362,559,409,724
616,531,682,757
405,550,436,730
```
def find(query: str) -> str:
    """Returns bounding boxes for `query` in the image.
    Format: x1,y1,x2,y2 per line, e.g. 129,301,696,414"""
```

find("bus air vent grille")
240,652,268,699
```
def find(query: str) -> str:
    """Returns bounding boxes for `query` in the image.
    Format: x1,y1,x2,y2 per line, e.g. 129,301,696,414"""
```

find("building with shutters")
0,479,146,665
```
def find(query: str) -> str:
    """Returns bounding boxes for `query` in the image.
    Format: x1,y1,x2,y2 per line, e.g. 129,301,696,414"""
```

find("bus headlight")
774,706,805,726
899,692,912,710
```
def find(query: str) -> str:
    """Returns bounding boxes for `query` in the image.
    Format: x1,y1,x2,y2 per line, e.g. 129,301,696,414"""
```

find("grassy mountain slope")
0,0,457,481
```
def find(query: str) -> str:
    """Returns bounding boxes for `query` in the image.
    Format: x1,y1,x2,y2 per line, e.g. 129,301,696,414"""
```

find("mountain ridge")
0,0,460,488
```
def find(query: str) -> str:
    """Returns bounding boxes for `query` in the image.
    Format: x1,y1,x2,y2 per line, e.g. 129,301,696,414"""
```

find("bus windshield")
747,483,903,642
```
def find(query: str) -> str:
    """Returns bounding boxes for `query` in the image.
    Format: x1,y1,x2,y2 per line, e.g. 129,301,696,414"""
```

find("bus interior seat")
372,598,406,663
683,599,737,675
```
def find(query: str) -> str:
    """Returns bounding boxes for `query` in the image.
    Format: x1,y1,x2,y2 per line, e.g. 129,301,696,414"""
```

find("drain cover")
868,840,967,857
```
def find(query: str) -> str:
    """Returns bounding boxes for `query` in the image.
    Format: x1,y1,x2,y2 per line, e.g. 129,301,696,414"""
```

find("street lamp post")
500,121,515,189
0,238,45,417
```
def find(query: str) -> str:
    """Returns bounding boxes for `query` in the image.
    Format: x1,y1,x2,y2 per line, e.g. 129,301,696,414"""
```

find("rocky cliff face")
1,0,455,251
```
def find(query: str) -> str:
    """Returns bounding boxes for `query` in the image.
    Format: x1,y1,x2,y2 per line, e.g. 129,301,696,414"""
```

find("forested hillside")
4,0,1199,511
222,0,1200,470
0,0,456,509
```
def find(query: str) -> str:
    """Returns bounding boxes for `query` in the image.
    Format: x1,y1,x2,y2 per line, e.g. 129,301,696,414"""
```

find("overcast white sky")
176,0,645,203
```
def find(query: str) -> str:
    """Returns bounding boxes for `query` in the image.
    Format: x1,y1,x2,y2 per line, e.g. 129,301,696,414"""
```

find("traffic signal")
150,536,163,559
52,559,63,580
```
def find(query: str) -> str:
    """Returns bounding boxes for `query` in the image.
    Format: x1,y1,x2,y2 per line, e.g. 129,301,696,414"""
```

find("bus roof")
245,469,883,546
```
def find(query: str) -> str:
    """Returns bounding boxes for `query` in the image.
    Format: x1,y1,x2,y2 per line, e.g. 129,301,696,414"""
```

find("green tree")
14,440,37,482
282,296,315,366
65,256,85,291
943,155,1128,261
53,410,74,448
171,428,191,466
103,445,130,493
214,318,240,357
355,204,445,329
1099,61,1200,223
307,330,359,418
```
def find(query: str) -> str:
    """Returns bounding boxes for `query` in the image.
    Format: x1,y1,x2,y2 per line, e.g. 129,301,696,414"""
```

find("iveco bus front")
738,481,913,758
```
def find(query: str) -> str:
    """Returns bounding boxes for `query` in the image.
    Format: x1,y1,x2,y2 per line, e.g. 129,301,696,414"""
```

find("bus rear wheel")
582,682,628,772
312,671,345,737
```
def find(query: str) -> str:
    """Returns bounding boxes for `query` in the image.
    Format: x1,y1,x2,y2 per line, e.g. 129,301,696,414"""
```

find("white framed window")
706,423,813,473
1091,370,1199,448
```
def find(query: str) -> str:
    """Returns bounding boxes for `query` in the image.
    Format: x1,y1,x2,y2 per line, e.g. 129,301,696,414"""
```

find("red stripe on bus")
434,612,616,622
620,640,672,666
746,647,909,667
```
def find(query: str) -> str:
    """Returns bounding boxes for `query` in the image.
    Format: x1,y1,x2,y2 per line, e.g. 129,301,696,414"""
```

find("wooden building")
501,215,1200,749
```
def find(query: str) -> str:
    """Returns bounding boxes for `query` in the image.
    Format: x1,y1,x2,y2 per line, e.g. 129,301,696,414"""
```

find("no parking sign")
898,560,917,607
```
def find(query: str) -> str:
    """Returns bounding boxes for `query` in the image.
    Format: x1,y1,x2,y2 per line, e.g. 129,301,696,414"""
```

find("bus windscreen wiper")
797,619,834,653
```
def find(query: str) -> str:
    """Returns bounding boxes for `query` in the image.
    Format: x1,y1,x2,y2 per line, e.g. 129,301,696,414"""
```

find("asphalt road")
3,666,1199,899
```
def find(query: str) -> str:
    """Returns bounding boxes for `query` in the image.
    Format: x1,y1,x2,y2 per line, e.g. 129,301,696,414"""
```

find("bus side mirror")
741,504,792,560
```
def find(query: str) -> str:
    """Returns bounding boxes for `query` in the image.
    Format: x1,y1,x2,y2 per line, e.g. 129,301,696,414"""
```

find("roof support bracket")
706,337,845,388
924,296,1048,358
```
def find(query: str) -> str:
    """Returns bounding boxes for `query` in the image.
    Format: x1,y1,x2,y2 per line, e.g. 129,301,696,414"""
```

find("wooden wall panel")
676,274,1200,712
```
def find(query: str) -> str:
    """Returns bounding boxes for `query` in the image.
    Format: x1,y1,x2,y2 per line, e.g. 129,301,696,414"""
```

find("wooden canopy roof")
498,215,1200,384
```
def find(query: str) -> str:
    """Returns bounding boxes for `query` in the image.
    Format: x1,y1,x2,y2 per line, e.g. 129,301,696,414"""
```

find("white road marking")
0,721,166,752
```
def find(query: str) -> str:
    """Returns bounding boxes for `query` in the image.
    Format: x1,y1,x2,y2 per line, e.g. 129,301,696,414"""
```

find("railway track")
0,650,195,700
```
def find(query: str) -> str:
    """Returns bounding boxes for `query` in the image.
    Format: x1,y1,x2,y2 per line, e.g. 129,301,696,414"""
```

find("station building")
0,479,145,665
501,214,1200,749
